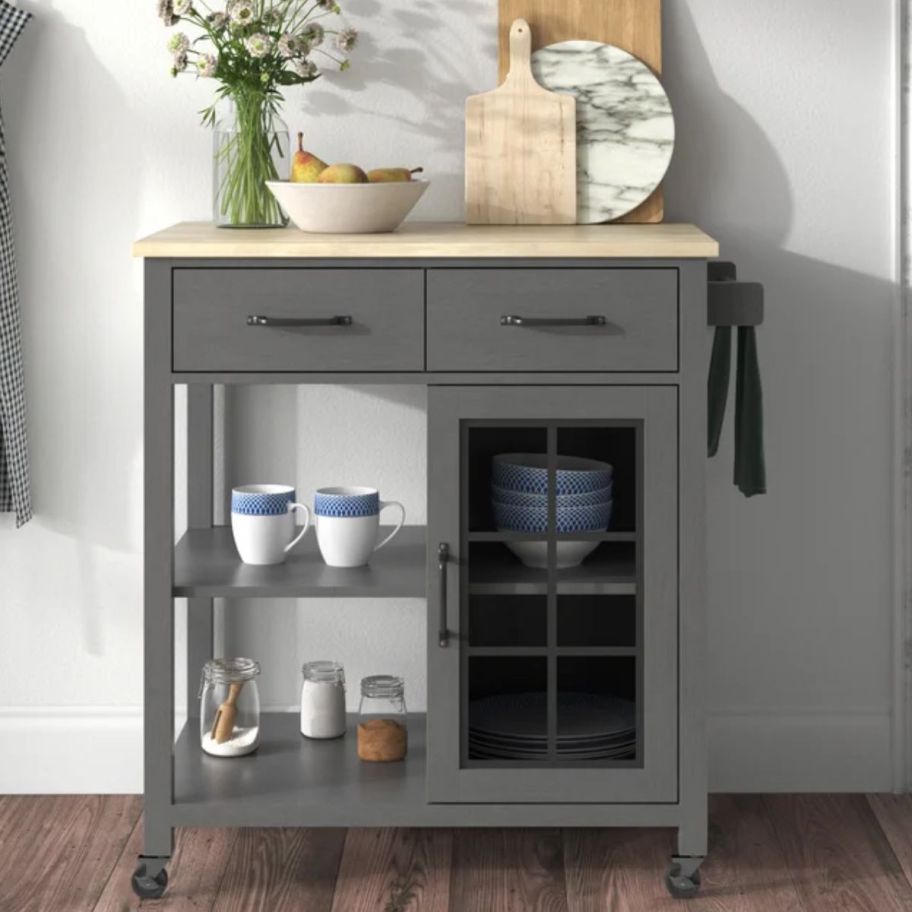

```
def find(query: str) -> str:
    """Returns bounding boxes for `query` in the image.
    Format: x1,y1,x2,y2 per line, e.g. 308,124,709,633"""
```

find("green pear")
290,133,328,183
317,163,368,184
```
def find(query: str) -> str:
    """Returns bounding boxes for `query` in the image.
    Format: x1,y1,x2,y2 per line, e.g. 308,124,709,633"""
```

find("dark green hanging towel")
707,325,766,497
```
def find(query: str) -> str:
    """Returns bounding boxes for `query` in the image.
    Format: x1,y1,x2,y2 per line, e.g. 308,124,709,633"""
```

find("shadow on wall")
663,1,793,243
289,0,497,211
663,4,895,695
3,3,139,652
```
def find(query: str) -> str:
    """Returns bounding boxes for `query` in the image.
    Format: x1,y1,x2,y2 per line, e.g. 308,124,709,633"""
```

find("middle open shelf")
174,525,428,598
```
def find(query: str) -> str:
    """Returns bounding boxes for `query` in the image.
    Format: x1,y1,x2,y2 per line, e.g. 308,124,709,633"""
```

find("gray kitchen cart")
132,222,719,900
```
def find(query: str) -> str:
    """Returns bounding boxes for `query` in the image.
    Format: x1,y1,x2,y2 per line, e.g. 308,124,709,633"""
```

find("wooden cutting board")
465,19,576,225
498,0,664,223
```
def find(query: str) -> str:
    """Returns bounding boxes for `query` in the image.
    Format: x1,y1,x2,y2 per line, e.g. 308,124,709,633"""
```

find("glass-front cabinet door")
427,386,677,804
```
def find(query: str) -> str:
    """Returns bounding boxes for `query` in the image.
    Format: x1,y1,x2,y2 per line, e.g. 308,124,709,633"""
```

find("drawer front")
172,269,424,372
426,269,678,372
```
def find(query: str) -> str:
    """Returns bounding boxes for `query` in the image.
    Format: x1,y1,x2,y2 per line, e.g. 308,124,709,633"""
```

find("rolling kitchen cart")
132,222,719,899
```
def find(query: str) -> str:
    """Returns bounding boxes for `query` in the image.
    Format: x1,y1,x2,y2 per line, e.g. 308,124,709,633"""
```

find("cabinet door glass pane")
468,657,547,761
461,417,643,769
467,425,548,533
470,595,546,647
557,595,637,648
556,656,638,762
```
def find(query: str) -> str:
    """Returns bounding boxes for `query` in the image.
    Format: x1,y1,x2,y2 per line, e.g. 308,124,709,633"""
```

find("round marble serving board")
531,41,675,224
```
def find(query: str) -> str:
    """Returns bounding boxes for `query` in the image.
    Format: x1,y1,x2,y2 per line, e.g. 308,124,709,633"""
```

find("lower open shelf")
170,713,677,828
173,713,428,827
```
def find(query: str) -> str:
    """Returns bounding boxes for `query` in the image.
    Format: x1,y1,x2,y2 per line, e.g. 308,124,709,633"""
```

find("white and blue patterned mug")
314,486,406,568
231,484,311,566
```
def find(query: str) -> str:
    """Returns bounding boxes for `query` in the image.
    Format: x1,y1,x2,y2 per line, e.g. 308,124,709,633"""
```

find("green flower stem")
215,90,287,227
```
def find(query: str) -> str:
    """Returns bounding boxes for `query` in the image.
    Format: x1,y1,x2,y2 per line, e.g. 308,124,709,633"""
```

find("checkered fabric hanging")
0,1,31,527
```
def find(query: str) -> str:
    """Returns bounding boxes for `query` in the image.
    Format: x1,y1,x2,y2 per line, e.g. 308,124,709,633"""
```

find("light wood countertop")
132,221,719,259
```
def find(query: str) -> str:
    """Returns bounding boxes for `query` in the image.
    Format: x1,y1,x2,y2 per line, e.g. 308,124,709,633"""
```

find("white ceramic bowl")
265,180,429,234
505,540,600,570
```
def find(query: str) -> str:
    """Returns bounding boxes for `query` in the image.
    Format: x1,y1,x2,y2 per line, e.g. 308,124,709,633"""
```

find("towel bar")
708,262,764,327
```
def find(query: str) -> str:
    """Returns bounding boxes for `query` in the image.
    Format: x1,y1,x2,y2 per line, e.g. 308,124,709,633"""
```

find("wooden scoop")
211,682,244,744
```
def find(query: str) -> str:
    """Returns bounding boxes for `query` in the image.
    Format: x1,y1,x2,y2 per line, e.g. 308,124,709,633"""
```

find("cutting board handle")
506,18,534,83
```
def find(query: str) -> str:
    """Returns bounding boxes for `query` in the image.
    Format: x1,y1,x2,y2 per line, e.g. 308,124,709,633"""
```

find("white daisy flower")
227,0,255,26
277,33,308,58
196,53,217,77
245,32,272,57
168,32,190,53
207,11,227,30
336,27,358,52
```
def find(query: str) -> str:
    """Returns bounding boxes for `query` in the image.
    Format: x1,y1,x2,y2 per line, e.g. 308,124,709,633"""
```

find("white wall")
0,0,897,792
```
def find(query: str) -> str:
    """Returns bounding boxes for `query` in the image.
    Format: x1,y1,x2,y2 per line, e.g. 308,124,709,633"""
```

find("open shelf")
171,712,644,828
173,712,430,827
468,542,637,596
173,526,427,598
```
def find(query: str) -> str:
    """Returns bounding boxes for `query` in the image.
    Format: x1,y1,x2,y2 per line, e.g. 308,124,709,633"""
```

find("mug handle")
374,500,406,552
284,503,312,554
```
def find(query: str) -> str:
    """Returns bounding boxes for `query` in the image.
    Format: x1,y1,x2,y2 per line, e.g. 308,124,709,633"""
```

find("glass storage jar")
357,675,407,762
300,661,347,739
200,658,261,757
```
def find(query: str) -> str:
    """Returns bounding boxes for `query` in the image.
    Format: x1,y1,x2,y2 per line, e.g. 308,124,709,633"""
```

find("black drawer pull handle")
247,315,353,327
500,314,607,328
438,543,449,648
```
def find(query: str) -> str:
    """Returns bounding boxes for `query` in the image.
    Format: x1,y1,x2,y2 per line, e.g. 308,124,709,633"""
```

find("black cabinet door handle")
438,543,450,648
247,315,353,327
500,314,608,328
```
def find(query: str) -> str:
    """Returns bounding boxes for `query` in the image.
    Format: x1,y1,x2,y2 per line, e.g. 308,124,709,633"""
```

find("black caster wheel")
132,863,168,899
666,863,701,899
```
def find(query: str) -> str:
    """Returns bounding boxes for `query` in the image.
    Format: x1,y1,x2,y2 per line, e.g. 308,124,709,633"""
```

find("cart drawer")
426,269,678,372
172,268,424,372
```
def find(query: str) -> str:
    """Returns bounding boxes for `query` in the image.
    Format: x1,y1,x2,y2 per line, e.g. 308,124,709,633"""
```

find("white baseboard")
708,707,893,792
0,706,894,794
0,707,144,794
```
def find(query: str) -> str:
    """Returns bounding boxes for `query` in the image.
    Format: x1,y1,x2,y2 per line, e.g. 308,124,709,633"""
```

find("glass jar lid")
360,674,404,698
202,657,260,684
302,660,345,684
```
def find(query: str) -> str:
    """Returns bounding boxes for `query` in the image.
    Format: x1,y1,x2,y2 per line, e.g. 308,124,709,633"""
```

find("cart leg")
141,260,176,901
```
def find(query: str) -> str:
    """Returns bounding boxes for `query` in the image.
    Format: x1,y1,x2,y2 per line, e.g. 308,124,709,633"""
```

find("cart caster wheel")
132,863,168,899
666,863,701,899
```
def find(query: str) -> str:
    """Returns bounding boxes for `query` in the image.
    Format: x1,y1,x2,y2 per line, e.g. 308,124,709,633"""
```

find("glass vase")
213,95,289,228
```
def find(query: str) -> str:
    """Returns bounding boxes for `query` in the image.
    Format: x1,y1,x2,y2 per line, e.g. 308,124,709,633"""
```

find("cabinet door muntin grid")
459,417,644,771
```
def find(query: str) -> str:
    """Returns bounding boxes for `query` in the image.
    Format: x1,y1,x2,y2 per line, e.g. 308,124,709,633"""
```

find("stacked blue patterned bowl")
491,453,614,569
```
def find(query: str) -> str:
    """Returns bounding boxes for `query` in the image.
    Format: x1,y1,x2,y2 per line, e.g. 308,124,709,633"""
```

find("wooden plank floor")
3,796,912,910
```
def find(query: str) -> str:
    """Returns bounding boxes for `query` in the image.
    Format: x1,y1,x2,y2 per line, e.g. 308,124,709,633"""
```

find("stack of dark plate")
469,691,635,761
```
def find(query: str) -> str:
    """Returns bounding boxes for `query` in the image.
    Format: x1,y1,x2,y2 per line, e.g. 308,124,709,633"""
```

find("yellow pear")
318,163,369,184
367,167,424,183
290,132,328,183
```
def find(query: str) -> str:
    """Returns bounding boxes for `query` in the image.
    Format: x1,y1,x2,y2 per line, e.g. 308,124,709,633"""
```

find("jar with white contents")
199,658,261,758
300,661,347,739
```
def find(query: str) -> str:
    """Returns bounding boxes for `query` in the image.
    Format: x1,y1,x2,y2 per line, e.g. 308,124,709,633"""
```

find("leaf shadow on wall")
663,3,897,709
3,2,139,657
288,0,498,214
